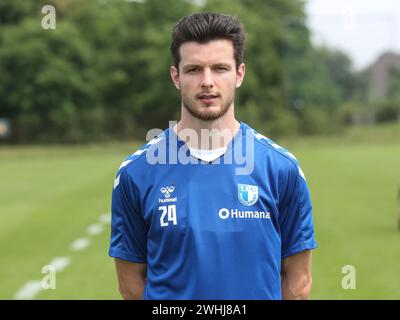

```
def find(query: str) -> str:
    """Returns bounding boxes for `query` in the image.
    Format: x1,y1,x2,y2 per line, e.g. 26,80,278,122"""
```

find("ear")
170,66,181,90
235,63,245,88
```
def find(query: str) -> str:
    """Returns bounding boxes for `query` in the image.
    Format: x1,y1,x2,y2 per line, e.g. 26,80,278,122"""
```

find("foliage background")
2,0,397,144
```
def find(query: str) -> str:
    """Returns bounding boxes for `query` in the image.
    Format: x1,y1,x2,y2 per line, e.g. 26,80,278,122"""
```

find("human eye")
214,65,230,72
186,67,201,74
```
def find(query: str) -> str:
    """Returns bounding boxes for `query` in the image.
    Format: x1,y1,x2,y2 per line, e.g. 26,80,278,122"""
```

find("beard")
181,92,235,121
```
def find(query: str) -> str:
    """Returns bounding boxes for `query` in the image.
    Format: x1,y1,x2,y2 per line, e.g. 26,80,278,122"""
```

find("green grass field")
1,123,399,299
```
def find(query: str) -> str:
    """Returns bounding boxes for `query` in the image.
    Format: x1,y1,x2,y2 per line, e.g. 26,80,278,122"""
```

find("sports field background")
0,123,399,299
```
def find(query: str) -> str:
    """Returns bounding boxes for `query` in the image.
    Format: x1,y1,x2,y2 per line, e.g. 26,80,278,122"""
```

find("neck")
174,103,240,150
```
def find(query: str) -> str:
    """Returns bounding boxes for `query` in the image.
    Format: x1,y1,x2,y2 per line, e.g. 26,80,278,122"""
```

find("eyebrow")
182,63,232,71
182,64,201,71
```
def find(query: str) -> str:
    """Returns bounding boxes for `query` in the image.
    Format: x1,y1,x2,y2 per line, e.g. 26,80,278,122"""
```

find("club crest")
238,184,259,206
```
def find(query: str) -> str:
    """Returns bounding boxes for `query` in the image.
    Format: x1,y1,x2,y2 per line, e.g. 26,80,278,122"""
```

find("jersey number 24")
159,205,177,227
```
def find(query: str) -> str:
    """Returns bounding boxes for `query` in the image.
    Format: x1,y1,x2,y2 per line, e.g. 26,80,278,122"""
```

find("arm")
115,258,147,300
281,250,312,300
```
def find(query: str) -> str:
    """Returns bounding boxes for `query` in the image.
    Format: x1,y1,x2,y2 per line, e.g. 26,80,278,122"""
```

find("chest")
139,163,280,235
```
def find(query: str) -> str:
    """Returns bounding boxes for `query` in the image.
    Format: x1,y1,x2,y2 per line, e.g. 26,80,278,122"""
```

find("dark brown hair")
170,13,245,70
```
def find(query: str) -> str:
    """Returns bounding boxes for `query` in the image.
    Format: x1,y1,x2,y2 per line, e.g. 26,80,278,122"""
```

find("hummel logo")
160,186,175,198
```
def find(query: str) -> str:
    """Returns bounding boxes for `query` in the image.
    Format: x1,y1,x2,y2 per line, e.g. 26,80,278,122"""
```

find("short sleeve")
278,163,318,259
108,167,147,263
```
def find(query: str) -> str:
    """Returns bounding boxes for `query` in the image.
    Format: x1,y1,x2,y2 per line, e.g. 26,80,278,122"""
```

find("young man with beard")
109,13,317,300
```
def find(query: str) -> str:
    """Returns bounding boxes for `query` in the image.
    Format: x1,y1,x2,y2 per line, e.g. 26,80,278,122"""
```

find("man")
109,13,317,300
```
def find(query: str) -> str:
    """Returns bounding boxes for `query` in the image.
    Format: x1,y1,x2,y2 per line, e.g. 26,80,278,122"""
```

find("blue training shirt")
108,122,318,300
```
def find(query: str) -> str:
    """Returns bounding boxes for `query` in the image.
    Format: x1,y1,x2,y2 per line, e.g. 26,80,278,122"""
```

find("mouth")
197,94,219,104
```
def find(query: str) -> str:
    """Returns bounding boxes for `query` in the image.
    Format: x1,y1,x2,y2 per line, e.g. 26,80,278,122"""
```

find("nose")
200,68,214,88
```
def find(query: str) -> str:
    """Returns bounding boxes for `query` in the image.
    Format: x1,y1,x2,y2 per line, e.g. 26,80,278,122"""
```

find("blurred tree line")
0,0,398,144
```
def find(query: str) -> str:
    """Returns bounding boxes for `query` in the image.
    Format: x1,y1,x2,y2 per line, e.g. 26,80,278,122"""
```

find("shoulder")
245,125,298,166
113,132,167,189
242,124,307,184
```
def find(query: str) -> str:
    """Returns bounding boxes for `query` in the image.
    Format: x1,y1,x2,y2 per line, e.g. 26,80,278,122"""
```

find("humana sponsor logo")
218,208,271,220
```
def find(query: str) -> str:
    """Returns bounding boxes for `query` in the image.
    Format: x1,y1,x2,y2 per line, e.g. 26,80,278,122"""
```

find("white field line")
69,237,91,251
14,281,43,300
87,223,104,236
99,213,111,225
14,256,71,300
14,212,109,299
49,257,71,272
